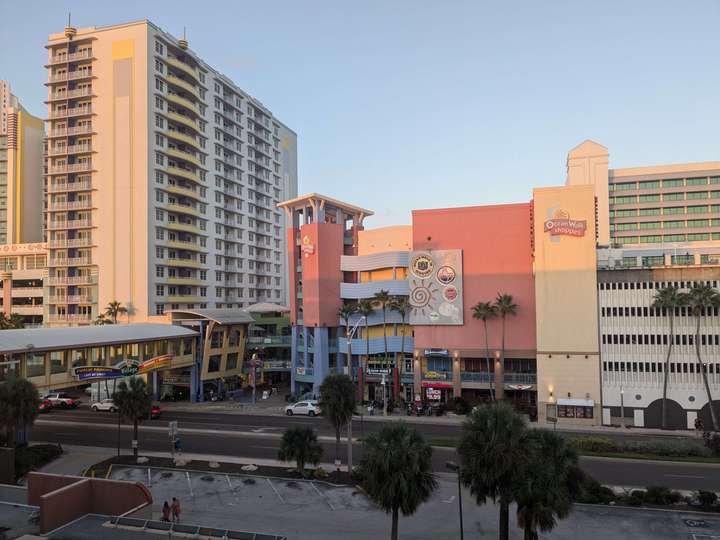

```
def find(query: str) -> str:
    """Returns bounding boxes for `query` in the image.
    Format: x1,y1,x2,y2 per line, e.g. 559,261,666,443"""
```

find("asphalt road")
30,407,720,491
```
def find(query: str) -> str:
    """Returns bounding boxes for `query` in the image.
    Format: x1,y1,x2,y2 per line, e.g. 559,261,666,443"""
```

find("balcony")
46,87,94,102
48,257,92,267
47,70,95,84
49,106,93,119
48,199,93,211
337,336,414,355
165,276,201,286
165,257,202,269
165,295,202,304
47,313,93,323
340,251,409,272
166,166,200,183
164,129,199,149
47,50,94,65
504,373,537,385
166,92,200,116
48,180,93,193
166,202,201,217
48,295,93,304
47,219,92,230
48,237,93,248
166,221,202,235
295,366,315,383
10,288,43,297
166,75,200,99
165,183,202,201
48,125,95,137
48,162,93,175
48,144,93,157
47,275,95,285
166,147,201,167
167,111,200,133
10,306,43,316
339,279,409,300
165,56,201,83
165,239,203,252
460,372,494,384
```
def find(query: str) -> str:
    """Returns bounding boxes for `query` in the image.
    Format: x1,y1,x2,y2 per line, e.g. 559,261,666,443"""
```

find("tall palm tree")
278,426,323,476
373,290,392,363
391,296,410,371
357,299,375,366
472,301,498,401
686,283,720,431
319,373,356,466
494,293,518,401
651,286,686,429
514,429,581,540
338,304,357,373
105,300,128,324
0,313,25,330
359,424,437,540
113,376,152,458
0,376,40,447
458,402,526,540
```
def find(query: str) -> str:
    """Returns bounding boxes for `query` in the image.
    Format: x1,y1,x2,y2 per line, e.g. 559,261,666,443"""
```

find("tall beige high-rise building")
0,80,45,245
44,20,298,326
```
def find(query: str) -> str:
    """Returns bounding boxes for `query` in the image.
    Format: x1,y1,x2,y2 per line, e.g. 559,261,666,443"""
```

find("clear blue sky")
1,0,718,227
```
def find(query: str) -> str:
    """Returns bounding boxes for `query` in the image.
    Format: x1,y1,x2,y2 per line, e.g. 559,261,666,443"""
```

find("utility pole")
347,418,353,473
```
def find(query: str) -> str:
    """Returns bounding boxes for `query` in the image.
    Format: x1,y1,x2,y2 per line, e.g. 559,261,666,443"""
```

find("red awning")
421,381,453,389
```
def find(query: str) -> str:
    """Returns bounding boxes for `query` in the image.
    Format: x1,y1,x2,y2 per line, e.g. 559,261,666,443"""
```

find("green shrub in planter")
576,475,616,504
630,489,646,501
568,437,617,453
644,486,675,505
624,440,710,458
697,490,718,509
624,493,643,507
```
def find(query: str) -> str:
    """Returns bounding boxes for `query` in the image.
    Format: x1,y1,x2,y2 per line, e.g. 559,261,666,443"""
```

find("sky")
1,0,719,227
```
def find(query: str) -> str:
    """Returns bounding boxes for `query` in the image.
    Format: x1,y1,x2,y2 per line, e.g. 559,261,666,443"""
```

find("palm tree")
338,304,356,373
105,300,128,324
514,429,581,540
373,290,392,363
686,283,720,431
472,301,498,401
0,313,25,330
92,315,112,325
651,286,686,429
113,376,152,458
391,296,410,387
494,293,518,401
278,426,323,476
0,376,40,447
359,424,437,540
319,373,356,466
458,402,526,540
357,299,375,367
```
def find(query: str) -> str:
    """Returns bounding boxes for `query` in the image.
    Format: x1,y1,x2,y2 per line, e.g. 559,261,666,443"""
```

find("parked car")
43,392,78,409
284,401,320,417
91,398,117,413
38,399,52,414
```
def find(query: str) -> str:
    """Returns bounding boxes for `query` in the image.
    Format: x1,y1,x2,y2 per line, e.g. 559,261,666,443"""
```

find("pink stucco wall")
412,203,536,355
299,222,344,327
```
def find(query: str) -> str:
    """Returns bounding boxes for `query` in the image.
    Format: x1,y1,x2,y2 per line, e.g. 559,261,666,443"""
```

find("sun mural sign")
408,249,463,325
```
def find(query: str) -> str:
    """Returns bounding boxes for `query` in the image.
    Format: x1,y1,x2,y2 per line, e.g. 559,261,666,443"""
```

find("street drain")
161,472,173,479
243,478,256,485
285,481,300,489
200,475,215,482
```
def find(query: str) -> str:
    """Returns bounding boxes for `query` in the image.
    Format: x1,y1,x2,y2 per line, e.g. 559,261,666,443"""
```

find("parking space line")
267,478,285,504
186,471,194,498
226,474,233,488
311,481,335,511
147,468,151,487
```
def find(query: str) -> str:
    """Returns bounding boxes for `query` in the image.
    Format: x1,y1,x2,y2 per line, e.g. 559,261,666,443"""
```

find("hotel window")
663,207,685,215
71,349,88,368
639,235,662,243
155,41,164,55
639,194,661,203
156,266,165,277
639,180,660,189
688,233,710,241
125,343,140,361
663,192,684,201
642,256,664,266
671,255,694,265
687,177,708,186
687,191,708,200
613,195,636,205
155,78,164,92
664,220,684,229
663,178,683,188
688,219,709,228
26,353,45,378
639,221,661,229
49,351,67,375
639,208,661,216
91,347,106,366
711,191,720,199
687,205,708,214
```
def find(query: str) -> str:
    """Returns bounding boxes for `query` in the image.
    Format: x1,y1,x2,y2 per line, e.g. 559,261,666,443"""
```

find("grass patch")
428,437,459,448
578,450,720,464
14,443,63,481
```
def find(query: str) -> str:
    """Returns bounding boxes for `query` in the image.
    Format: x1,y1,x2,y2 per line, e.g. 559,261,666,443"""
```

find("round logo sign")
410,254,434,279
443,285,458,302
436,266,456,285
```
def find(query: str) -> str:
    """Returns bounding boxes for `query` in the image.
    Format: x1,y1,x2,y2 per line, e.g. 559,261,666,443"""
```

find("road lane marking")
186,471,194,498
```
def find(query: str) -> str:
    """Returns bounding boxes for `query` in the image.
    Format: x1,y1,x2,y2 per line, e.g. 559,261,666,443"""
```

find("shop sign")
138,354,173,373
301,235,314,257
507,384,533,391
423,349,448,357
73,366,122,381
366,365,390,376
423,370,447,380
264,360,290,370
296,366,305,376
426,388,441,401
543,210,587,237
421,380,453,389
117,360,140,377
0,243,47,254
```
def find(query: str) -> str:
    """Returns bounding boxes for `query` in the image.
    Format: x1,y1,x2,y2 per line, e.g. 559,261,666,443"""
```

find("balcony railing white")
47,313,93,323
48,162,92,174
48,200,92,211
47,275,95,285
48,295,93,304
49,257,91,266
49,106,92,119
48,70,93,83
47,238,93,248
48,144,92,156
48,87,93,100
48,180,93,192
49,125,94,137
47,219,92,230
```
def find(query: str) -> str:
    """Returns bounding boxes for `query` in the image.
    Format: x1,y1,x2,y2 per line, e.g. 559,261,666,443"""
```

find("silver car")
91,398,117,412
284,400,320,417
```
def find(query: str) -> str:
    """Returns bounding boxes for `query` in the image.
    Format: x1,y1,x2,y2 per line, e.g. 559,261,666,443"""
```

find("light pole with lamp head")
445,461,464,540
345,315,365,472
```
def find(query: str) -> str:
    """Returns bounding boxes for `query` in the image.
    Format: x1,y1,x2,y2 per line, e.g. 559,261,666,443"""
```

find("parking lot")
105,466,720,540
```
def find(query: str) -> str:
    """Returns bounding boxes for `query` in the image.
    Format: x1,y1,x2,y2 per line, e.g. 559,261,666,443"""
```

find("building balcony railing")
48,180,93,193
166,56,200,82
48,125,94,137
166,165,200,183
166,147,201,167
47,219,92,230
47,71,95,84
48,50,94,65
166,75,201,99
166,202,201,217
48,237,93,248
47,87,94,101
166,221,202,235
47,275,95,286
48,199,93,211
10,287,44,297
48,144,93,156
504,373,537,385
48,162,93,174
248,336,291,345
48,295,93,304
47,313,93,323
165,295,202,304
49,106,93,119
165,184,202,201
10,306,43,316
48,257,92,266
460,372,494,383
164,129,199,149
167,111,201,133
166,92,200,116
165,257,202,269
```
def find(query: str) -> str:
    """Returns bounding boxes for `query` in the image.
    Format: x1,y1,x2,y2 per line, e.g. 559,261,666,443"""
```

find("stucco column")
413,354,422,402
313,327,329,395
1,272,12,316
452,355,462,399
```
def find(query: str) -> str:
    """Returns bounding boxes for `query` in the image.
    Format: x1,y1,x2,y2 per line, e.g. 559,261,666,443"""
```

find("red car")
38,399,52,413
143,404,161,420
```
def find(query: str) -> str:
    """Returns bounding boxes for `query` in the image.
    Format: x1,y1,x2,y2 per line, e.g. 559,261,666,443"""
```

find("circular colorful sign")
410,254,434,279
436,266,456,285
443,285,458,302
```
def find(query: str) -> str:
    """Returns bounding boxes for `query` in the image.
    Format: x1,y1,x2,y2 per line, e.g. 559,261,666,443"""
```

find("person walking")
161,501,171,522
171,497,181,523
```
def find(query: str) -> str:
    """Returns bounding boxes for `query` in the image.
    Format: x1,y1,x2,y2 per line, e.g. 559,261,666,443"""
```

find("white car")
91,398,117,412
284,401,320,417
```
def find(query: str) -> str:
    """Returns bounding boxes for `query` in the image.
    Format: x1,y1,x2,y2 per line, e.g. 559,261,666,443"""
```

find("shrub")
644,486,675,505
697,490,718,509
568,437,616,453
624,440,710,458
703,431,720,457
575,475,616,504
14,444,62,480
630,489,646,501
623,493,643,506
452,397,470,415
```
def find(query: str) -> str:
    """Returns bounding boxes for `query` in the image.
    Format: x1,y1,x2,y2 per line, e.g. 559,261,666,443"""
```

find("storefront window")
0,354,20,382
183,338,193,355
71,349,88,368
91,347,106,366
50,351,67,375
226,352,238,370
157,340,168,356
26,352,46,378
125,343,139,361
208,354,221,372
143,342,156,360
110,345,123,365
557,405,593,418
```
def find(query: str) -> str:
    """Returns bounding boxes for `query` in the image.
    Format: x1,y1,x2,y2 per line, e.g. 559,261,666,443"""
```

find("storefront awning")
421,381,453,389
557,398,594,407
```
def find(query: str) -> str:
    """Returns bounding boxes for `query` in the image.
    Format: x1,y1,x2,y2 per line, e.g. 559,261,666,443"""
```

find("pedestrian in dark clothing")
161,501,171,522
171,497,181,522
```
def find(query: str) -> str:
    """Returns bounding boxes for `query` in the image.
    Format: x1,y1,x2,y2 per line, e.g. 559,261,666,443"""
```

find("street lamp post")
446,461,464,540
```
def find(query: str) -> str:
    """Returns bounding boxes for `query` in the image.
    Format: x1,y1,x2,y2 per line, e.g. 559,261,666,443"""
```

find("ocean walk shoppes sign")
73,354,173,381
